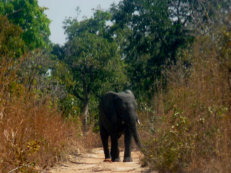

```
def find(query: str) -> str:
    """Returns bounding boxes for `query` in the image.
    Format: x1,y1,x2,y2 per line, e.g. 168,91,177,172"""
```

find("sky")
38,0,121,45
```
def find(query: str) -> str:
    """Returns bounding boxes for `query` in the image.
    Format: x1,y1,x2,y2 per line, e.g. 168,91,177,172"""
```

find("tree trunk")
82,99,89,133
82,70,90,133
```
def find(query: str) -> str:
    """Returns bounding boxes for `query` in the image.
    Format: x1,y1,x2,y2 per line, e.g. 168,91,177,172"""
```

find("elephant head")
113,90,142,149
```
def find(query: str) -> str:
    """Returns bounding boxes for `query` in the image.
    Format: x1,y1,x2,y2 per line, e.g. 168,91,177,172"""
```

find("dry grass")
80,127,102,150
0,96,83,173
142,31,231,172
0,57,82,173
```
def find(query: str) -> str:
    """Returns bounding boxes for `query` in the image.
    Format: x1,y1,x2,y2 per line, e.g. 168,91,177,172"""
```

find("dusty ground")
46,148,152,173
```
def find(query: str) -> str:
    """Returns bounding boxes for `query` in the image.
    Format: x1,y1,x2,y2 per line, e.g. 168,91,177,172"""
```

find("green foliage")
65,32,126,97
143,110,194,172
109,0,231,101
0,0,50,49
110,0,193,100
64,10,111,40
59,94,80,117
0,15,25,58
63,10,127,116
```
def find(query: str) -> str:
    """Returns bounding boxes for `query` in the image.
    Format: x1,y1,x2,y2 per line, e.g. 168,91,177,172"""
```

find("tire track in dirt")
47,148,151,173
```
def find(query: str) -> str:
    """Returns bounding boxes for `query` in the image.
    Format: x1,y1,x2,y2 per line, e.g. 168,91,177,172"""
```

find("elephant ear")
125,90,135,98
125,90,137,109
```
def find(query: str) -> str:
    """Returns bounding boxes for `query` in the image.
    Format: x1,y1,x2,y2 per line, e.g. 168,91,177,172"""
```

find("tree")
64,9,111,41
64,32,126,128
63,10,127,129
0,15,26,95
110,0,192,100
0,15,25,58
0,0,50,49
167,0,231,34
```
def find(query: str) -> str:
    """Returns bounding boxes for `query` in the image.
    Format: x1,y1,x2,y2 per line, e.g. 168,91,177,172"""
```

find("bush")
142,29,231,172
0,97,79,172
0,56,81,172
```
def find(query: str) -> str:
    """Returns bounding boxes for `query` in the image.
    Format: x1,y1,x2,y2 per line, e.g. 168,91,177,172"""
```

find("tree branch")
6,8,23,17
73,86,84,101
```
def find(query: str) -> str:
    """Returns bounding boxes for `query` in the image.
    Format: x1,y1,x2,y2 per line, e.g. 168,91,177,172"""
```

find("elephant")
99,90,142,162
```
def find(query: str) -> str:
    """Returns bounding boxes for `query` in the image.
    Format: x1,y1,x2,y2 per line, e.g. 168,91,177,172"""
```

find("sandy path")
47,148,150,173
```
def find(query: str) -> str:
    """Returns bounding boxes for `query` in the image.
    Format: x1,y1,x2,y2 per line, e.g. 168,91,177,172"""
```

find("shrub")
0,56,81,173
142,28,231,172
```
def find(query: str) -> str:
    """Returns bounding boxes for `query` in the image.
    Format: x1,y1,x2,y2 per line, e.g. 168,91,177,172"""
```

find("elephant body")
99,90,141,162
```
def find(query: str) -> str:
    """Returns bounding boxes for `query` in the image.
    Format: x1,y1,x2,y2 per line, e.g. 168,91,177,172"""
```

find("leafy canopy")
110,0,192,99
63,10,127,116
0,15,25,58
0,0,50,49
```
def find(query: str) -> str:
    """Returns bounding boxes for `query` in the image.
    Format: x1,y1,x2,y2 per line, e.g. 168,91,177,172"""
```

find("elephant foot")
123,157,133,162
104,158,112,162
112,157,121,162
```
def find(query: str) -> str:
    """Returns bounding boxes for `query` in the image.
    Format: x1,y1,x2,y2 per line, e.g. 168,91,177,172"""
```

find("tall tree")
167,0,231,34
110,0,192,100
63,10,127,128
0,0,50,49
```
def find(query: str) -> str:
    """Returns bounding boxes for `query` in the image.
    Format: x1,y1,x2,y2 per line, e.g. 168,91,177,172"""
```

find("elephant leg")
111,135,120,162
123,129,133,162
100,126,110,160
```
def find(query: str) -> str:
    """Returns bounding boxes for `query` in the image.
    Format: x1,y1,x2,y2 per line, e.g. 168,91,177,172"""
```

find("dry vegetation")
141,29,231,172
0,57,82,173
1,10,231,173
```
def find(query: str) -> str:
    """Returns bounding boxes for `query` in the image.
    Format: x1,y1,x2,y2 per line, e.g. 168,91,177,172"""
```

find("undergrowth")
142,28,231,172
0,57,82,173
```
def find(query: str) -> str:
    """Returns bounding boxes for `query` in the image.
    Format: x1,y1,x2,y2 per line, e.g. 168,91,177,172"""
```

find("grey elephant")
99,90,142,162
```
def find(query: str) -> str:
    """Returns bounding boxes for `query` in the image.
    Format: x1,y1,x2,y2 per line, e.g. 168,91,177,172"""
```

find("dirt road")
48,148,150,173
